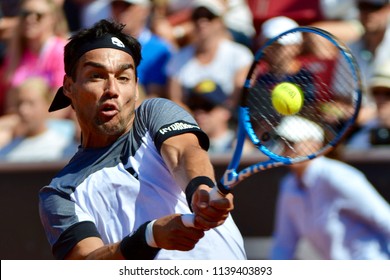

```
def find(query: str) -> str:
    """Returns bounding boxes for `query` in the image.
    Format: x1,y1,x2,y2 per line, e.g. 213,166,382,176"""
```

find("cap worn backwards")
261,16,302,45
48,34,133,112
276,116,324,143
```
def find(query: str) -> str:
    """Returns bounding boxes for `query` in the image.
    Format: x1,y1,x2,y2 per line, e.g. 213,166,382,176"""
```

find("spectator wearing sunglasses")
166,0,253,111
0,0,70,118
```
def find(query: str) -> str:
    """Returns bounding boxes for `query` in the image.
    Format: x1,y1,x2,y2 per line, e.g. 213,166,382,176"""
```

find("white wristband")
145,219,158,248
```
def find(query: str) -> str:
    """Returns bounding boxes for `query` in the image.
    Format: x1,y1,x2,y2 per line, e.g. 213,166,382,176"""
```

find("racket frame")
218,26,362,194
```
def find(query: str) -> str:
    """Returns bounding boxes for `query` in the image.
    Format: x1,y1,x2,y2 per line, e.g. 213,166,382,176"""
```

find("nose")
103,77,119,98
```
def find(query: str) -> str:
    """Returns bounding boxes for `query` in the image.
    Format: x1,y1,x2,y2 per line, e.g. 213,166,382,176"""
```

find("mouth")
99,102,119,118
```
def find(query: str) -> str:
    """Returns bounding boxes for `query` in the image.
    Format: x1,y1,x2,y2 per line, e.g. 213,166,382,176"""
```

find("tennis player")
38,19,245,260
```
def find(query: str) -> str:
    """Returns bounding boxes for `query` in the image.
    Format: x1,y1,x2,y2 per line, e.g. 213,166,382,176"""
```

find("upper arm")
64,237,104,260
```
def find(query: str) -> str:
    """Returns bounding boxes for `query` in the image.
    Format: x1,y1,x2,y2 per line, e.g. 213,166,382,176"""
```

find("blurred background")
1,0,390,260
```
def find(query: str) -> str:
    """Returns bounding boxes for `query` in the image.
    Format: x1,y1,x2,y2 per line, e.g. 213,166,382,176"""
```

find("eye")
117,75,130,82
90,72,103,79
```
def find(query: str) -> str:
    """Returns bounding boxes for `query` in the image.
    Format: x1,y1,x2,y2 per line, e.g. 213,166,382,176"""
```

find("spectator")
0,77,76,162
255,16,319,106
347,60,390,149
349,0,390,90
74,0,111,31
166,0,253,110
150,0,197,49
0,0,70,117
0,3,19,64
151,0,256,49
270,116,390,259
223,0,256,48
187,80,254,154
187,80,236,154
110,0,174,99
308,0,390,139
248,0,360,40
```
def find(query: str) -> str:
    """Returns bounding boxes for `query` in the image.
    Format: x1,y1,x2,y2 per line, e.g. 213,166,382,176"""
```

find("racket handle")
181,214,196,227
181,187,225,227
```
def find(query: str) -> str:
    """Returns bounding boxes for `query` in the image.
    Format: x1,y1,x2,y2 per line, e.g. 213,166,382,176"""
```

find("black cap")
48,87,71,112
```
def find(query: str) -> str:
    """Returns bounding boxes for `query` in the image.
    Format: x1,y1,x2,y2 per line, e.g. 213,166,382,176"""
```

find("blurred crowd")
1,0,390,162
1,0,390,260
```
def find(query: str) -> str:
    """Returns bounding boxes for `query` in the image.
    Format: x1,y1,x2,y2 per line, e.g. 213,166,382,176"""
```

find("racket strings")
245,29,360,160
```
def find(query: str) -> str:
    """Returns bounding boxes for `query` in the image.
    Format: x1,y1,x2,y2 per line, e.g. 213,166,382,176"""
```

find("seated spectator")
0,0,69,117
248,0,361,44
110,0,174,99
166,0,253,110
151,0,256,49
346,60,390,149
0,77,77,162
187,80,236,154
270,116,390,260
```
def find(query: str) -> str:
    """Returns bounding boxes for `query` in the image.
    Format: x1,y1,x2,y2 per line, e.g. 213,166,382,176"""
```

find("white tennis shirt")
39,98,246,260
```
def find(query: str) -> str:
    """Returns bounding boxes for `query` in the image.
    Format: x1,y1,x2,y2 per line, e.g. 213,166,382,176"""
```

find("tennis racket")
182,26,362,227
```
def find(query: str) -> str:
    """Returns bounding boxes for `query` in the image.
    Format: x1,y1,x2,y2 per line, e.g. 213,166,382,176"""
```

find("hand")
191,185,234,230
153,214,205,251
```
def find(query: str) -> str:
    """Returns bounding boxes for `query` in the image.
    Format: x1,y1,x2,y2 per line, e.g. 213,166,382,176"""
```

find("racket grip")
181,187,225,228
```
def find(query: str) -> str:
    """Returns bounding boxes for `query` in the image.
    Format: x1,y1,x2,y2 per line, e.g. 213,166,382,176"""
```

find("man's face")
64,48,139,148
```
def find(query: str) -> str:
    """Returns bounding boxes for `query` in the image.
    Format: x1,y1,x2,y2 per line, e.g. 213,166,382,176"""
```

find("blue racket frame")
218,26,362,194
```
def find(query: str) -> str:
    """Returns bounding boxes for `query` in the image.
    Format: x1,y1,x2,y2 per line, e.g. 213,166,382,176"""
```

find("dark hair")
64,19,142,79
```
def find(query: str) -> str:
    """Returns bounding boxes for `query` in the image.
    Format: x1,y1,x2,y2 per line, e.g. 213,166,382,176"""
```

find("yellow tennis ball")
271,82,304,115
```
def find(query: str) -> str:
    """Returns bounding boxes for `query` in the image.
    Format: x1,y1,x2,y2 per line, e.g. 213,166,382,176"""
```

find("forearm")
85,242,124,260
66,215,205,259
161,133,216,190
65,222,159,260
161,133,234,229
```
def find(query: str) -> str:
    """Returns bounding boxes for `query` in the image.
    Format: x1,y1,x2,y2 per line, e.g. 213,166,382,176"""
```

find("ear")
63,76,72,99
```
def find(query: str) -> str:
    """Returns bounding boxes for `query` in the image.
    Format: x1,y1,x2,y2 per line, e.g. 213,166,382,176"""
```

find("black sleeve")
52,221,101,260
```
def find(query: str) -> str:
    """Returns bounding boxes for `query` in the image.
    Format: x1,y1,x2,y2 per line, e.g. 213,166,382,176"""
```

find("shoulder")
309,157,360,175
166,46,195,76
279,173,298,192
136,98,197,129
171,45,195,61
137,98,209,152
143,34,174,55
220,39,253,56
137,98,184,113
308,157,369,189
45,36,67,52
